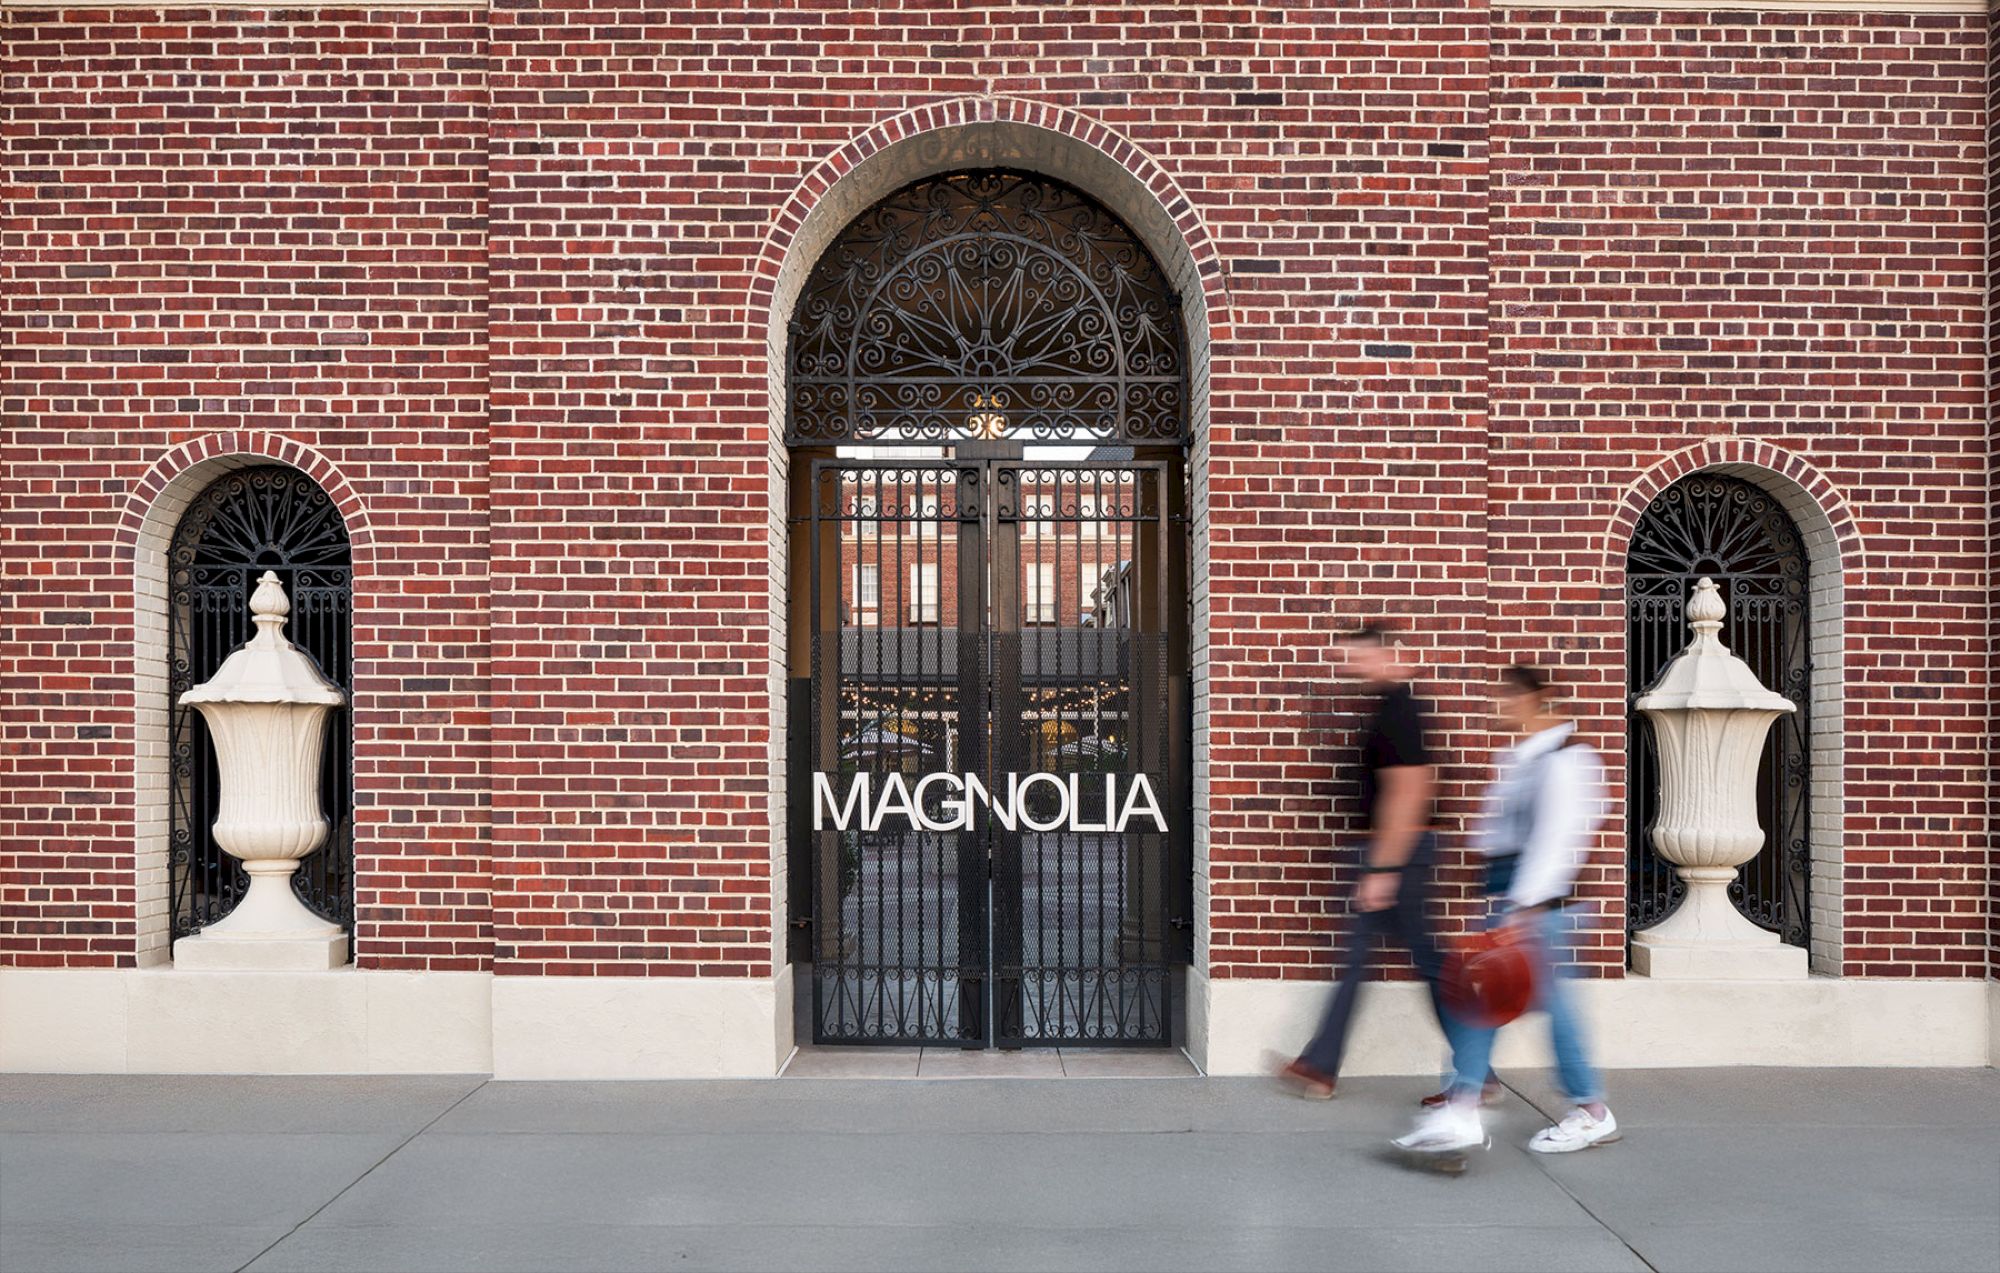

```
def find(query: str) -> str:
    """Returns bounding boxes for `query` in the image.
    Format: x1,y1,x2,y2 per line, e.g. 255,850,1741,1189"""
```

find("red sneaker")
1419,1077,1503,1109
1277,1058,1336,1100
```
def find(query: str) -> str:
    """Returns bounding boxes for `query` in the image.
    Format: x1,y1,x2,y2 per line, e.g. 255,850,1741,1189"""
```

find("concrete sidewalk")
1,1067,1994,1273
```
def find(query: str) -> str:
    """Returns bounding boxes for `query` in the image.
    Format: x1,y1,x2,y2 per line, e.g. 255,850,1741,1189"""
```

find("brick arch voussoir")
1599,439,1863,587
116,431,375,563
748,95,1231,347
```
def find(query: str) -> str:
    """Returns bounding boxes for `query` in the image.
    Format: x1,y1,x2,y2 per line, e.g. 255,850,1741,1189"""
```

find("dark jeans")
1299,832,1446,1079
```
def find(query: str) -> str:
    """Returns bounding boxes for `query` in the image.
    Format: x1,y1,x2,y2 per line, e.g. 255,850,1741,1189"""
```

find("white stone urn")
1630,577,1807,980
173,571,349,970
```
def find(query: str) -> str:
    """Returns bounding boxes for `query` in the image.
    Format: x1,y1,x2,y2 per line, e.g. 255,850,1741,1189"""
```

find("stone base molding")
4,965,1986,1077
1984,980,2000,1072
1630,934,1811,981
0,969,491,1075
0,968,793,1078
1191,969,1993,1077
1990,980,2000,1071
490,968,794,1080
172,931,350,972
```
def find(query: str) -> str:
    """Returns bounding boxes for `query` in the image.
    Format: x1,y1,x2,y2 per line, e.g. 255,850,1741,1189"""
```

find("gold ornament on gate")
967,392,1009,440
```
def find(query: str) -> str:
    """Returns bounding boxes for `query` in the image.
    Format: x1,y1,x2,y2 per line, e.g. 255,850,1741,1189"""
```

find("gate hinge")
1169,916,1192,931
790,917,813,930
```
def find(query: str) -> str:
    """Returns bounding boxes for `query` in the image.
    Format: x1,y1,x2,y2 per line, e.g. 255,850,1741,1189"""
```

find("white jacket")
1477,721,1608,910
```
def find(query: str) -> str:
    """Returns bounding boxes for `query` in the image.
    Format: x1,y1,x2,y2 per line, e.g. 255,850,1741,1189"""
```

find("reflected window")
908,561,939,624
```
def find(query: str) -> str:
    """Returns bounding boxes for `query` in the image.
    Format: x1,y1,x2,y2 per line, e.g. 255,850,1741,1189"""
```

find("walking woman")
1394,663,1620,1154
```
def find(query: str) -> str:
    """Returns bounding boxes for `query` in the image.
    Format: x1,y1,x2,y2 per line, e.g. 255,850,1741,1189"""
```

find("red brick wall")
0,9,491,970
485,1,768,979
3,3,1991,983
1183,5,1497,979
1987,7,1999,980
1492,11,1991,976
484,0,1494,980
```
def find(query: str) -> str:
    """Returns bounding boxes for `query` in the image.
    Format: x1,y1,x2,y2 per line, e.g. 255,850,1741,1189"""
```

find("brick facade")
2,11,491,970
3,5,1993,989
1493,12,1992,977
1987,5,1999,980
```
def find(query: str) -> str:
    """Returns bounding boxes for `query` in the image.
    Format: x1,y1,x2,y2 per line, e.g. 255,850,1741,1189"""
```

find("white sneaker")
1528,1106,1620,1154
1393,1102,1485,1152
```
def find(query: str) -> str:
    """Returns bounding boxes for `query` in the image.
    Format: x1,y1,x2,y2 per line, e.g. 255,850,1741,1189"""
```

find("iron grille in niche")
169,466,354,942
1625,473,1811,949
787,170,1187,445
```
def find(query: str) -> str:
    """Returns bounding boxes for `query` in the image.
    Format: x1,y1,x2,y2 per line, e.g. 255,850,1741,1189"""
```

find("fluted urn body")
173,572,349,969
1630,577,1807,980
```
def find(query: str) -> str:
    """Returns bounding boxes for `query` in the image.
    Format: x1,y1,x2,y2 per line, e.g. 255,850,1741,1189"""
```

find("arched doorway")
786,171,1193,1047
1625,473,1811,952
169,464,354,947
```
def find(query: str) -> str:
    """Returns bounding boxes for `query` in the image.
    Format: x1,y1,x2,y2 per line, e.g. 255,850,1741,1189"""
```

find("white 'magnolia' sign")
813,771,1168,834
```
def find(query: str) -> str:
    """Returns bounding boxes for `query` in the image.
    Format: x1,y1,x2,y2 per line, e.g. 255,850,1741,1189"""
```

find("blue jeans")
1446,904,1602,1106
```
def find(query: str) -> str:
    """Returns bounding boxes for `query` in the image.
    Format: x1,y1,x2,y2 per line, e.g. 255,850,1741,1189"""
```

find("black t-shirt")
1359,681,1432,827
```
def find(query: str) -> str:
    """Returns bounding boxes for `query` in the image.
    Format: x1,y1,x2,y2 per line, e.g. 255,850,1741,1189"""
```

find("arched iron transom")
169,465,354,943
1625,473,1811,950
787,170,1187,445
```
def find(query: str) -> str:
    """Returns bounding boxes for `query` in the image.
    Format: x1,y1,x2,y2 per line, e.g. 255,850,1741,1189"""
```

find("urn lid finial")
1634,576,1793,717
248,571,291,646
1687,576,1725,631
179,571,345,708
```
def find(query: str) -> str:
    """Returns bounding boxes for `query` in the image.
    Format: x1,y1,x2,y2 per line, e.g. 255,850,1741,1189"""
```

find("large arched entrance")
786,171,1193,1047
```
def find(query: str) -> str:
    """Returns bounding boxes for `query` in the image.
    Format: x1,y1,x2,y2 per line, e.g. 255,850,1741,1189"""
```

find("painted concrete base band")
0,965,1986,1076
0,968,494,1075
1190,967,1994,1076
1990,978,2000,1068
489,966,794,1080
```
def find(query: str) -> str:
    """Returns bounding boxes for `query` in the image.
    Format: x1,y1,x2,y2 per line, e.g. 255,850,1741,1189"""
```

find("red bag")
1441,924,1537,1028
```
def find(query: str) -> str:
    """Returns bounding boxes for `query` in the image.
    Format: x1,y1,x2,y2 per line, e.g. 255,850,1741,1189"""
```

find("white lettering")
810,771,1168,834
1017,773,1069,832
813,771,866,831
1067,772,1110,833
911,772,966,832
1115,772,1168,833
965,772,1016,832
869,772,917,832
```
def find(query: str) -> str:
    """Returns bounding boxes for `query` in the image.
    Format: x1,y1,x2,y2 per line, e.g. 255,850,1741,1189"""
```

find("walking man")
1394,663,1619,1154
1279,623,1445,1098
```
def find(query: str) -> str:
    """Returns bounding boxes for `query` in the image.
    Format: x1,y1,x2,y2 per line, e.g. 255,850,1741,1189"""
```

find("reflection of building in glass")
827,467,1151,811
834,473,1139,631
1086,560,1135,630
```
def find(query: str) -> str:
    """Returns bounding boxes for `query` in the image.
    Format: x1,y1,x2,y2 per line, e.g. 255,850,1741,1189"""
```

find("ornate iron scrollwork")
788,171,1187,445
168,466,354,940
1625,474,1812,948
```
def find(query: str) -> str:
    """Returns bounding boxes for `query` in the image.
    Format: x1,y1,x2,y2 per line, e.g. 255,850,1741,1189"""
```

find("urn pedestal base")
1629,874,1807,981
174,930,348,971
1630,936,1807,981
170,858,348,967
172,870,349,970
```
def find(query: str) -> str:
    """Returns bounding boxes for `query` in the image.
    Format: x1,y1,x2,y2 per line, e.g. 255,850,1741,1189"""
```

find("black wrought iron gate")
797,457,1190,1047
